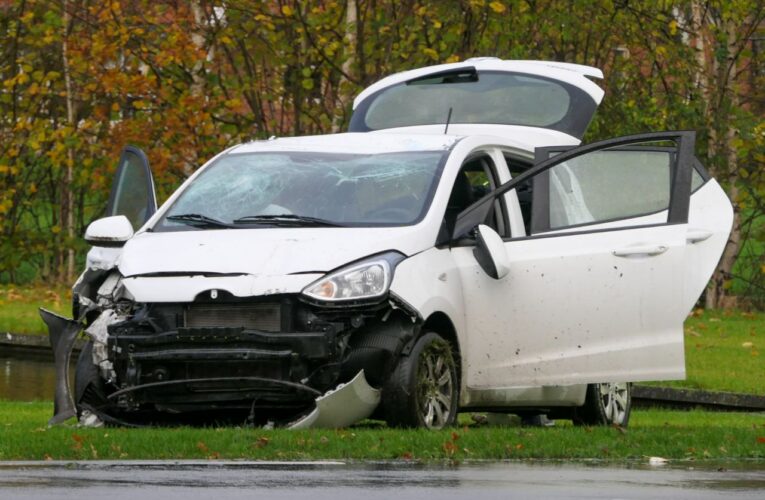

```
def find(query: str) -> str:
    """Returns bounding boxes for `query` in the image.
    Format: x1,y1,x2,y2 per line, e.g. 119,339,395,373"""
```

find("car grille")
184,303,281,332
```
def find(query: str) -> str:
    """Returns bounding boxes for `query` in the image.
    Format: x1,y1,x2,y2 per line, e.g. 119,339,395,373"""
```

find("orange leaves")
196,441,220,459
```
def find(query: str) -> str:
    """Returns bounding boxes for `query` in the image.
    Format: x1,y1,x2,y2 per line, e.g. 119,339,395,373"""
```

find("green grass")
655,310,764,394
0,285,70,335
0,402,762,461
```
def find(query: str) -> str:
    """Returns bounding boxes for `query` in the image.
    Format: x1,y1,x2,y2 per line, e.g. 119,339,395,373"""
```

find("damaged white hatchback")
42,59,733,429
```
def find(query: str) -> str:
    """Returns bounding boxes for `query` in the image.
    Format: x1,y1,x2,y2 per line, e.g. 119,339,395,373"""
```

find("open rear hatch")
350,58,604,143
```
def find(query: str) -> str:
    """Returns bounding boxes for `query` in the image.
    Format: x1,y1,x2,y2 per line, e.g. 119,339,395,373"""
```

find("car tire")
381,332,458,429
573,382,631,427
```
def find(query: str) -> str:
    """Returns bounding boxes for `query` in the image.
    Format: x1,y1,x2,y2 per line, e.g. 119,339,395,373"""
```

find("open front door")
452,132,727,393
84,146,155,270
105,146,156,230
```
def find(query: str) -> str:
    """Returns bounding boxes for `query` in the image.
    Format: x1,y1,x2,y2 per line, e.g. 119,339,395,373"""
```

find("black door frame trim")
452,131,696,240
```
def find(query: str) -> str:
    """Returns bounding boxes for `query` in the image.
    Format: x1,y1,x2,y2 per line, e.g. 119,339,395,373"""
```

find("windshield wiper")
233,214,344,227
166,213,234,229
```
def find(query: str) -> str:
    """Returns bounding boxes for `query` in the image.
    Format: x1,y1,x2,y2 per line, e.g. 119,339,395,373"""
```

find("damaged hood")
118,226,430,278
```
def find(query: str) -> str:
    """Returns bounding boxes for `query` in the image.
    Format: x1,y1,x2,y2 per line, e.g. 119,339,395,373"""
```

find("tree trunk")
704,18,742,309
332,0,357,132
62,0,75,282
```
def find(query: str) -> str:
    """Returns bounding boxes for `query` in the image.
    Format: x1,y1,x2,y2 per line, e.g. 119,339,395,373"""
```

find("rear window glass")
350,70,598,139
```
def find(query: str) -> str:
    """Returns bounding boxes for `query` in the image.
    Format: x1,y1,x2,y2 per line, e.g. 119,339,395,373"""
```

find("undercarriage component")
288,370,380,429
40,308,82,425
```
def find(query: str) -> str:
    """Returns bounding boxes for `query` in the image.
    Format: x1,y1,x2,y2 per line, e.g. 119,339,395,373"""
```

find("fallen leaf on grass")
400,452,413,460
756,437,765,444
442,441,458,456
252,437,270,449
71,433,84,451
647,456,668,466
742,342,754,348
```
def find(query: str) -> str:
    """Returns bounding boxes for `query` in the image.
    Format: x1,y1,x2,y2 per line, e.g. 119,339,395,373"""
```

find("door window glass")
108,150,153,230
538,149,672,232
445,155,505,236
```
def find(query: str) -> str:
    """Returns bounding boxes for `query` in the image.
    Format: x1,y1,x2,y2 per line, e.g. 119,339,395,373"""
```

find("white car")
42,59,732,429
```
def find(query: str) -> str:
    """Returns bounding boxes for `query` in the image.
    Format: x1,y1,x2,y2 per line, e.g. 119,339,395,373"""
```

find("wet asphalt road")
1,460,764,499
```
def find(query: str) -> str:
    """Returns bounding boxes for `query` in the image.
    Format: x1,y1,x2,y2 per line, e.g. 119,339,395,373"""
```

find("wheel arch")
421,311,462,384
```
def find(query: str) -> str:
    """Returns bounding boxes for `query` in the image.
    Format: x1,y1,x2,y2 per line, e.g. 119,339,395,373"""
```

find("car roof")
229,132,462,155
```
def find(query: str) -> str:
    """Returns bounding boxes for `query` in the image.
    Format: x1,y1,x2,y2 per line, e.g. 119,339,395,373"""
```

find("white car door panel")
684,178,734,312
454,223,687,389
450,132,723,394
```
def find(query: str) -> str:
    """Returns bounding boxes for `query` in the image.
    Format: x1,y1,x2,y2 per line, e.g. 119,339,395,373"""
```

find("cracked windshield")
157,150,446,229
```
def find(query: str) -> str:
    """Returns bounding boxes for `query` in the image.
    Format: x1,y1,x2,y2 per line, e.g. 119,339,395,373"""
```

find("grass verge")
1,402,763,461
663,310,763,394
0,285,70,335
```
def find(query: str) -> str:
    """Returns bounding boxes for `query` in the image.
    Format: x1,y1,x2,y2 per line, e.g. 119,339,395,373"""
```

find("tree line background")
1,0,763,309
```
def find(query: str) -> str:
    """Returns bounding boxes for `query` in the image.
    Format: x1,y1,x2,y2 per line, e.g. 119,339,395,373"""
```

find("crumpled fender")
39,308,82,425
288,370,381,429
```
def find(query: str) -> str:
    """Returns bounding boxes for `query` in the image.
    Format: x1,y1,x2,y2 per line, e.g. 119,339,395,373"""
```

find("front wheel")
382,332,458,429
573,382,632,427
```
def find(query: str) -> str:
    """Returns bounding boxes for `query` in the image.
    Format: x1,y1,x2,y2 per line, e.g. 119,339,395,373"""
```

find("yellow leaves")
669,19,678,35
281,5,294,17
51,225,61,235
422,47,439,61
111,102,120,112
489,1,507,14
432,19,442,29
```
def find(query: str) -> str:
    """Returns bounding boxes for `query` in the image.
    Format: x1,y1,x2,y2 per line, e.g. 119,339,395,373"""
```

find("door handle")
687,229,713,244
612,245,668,258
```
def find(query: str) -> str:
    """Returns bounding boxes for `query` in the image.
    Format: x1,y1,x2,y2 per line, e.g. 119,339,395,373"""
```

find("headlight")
302,252,405,302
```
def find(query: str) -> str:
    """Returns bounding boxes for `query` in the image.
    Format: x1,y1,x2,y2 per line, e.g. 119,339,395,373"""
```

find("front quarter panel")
389,248,466,387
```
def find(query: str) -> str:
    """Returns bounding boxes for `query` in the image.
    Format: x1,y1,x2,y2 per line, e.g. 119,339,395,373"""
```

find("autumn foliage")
0,1,763,307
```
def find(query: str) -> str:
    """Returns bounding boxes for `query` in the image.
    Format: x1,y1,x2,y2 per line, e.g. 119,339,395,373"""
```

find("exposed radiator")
184,303,281,332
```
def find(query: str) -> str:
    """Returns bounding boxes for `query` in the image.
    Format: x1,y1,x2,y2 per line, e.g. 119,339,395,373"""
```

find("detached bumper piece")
40,308,82,425
107,326,343,420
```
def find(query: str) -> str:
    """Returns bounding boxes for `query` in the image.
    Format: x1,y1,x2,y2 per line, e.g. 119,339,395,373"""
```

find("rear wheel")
382,332,458,429
573,382,631,427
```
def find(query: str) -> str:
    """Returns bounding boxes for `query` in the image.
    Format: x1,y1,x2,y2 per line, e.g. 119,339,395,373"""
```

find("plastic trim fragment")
288,370,381,429
39,308,82,425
